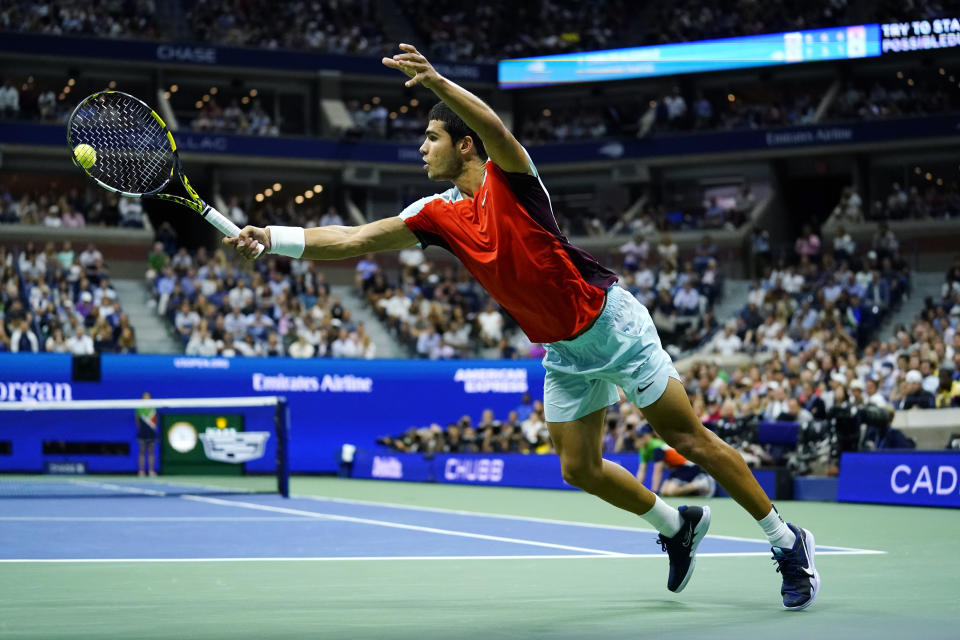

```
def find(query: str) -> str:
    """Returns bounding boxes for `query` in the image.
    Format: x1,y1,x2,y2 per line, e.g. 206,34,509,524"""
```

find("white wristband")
266,226,305,259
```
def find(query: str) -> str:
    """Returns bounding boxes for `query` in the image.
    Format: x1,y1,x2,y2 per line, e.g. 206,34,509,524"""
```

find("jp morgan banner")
838,452,960,508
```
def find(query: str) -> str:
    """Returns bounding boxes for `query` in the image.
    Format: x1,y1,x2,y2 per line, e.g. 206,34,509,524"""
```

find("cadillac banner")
837,452,960,508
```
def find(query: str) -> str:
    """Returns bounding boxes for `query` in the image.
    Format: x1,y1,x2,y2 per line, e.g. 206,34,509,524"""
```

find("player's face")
420,121,463,181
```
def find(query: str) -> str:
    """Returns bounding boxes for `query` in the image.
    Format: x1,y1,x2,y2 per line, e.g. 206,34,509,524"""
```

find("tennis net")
0,396,290,498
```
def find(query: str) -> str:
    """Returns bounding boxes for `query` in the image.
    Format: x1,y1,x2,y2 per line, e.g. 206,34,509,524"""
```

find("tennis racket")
66,90,263,256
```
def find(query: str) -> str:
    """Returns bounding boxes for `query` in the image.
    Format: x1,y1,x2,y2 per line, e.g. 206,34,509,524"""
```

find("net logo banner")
838,452,960,508
198,428,271,464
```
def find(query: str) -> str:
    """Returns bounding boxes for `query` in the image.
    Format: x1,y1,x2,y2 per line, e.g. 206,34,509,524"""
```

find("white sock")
642,496,683,537
758,506,796,549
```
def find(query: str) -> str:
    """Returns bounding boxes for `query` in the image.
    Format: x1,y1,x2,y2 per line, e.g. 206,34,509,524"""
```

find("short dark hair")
427,102,486,160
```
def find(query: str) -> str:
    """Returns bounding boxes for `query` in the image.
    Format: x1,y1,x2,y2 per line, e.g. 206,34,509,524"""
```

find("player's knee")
670,432,710,464
560,458,602,491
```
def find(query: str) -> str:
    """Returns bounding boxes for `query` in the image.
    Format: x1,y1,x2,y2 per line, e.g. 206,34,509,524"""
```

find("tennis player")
225,43,819,610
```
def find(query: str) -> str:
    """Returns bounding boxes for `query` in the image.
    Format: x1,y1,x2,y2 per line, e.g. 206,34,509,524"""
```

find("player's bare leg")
548,407,659,516
549,407,711,592
640,377,819,609
639,378,771,518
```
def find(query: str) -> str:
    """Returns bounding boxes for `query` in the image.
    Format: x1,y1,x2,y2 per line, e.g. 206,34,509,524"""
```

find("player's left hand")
382,44,441,89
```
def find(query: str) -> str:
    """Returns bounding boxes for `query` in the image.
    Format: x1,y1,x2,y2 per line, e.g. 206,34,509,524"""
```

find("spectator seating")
0,242,136,354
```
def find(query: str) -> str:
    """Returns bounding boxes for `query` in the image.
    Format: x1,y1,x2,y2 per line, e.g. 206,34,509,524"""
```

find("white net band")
0,396,284,411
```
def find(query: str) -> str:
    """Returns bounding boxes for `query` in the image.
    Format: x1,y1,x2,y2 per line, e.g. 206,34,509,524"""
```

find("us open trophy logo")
198,428,271,463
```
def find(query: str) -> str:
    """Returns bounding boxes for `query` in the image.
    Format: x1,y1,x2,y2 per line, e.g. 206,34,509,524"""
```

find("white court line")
292,493,886,555
182,494,626,557
0,550,883,564
29,480,882,556
68,479,168,496
0,517,318,522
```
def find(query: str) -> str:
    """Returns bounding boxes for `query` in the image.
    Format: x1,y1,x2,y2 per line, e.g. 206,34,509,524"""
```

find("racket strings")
69,92,174,195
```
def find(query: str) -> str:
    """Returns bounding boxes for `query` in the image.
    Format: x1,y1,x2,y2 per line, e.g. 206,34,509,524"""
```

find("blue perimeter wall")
0,353,544,474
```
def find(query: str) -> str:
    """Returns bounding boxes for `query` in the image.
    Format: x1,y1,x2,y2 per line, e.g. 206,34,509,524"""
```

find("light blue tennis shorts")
542,284,681,423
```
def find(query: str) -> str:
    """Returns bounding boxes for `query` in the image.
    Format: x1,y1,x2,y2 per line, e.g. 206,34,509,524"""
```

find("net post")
275,396,291,498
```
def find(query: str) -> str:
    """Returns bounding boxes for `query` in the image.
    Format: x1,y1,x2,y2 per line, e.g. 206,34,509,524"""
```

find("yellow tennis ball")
74,144,97,169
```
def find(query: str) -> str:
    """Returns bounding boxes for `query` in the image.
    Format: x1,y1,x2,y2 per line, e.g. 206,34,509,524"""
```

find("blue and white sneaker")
657,505,711,593
772,524,820,610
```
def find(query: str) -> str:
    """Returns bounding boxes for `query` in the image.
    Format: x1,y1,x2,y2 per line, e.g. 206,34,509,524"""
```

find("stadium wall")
0,353,543,474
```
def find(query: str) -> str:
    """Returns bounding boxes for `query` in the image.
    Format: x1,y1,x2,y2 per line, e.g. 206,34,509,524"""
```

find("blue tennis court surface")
0,480,879,562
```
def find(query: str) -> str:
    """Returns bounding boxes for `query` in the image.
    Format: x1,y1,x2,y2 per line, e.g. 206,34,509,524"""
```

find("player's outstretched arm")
224,217,418,261
382,43,529,174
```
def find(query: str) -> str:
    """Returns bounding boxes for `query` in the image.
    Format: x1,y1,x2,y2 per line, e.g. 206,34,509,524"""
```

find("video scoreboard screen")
499,17,959,88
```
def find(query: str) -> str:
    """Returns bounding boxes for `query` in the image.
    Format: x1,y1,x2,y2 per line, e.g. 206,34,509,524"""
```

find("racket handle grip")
204,206,264,257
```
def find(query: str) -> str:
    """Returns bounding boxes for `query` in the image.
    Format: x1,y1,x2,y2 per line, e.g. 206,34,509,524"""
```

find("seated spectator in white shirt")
443,320,471,357
233,334,259,357
173,300,200,339
398,245,425,269
118,197,144,227
262,331,285,357
228,197,247,227
0,80,20,117
673,281,700,315
43,205,62,227
45,327,70,353
762,383,790,421
708,321,743,356
476,300,503,347
186,325,219,356
246,308,275,341
224,307,249,338
319,207,344,227
288,333,315,359
634,263,656,290
67,325,94,355
218,333,238,357
61,207,85,228
763,328,796,358
331,328,360,358
378,288,412,324
10,319,40,353
417,325,442,358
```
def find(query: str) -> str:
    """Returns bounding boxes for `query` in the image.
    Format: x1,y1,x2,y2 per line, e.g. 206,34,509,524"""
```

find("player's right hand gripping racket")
66,90,263,256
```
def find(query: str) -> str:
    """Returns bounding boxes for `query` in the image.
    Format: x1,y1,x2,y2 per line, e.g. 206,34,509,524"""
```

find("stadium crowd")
377,253,960,478
0,242,136,354
377,394,555,455
644,0,854,46
866,179,960,221
0,182,146,228
147,241,375,359
829,68,960,123
344,97,430,143
395,0,632,63
184,0,387,55
356,249,531,360
189,97,280,137
0,0,160,39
